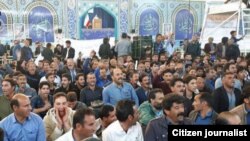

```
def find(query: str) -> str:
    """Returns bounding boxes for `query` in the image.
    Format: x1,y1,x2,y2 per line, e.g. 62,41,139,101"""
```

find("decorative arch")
135,4,163,36
171,5,198,40
0,2,13,39
24,1,59,42
78,4,118,39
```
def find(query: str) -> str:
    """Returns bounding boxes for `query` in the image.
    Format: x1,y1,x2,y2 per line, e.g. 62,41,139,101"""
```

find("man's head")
99,68,107,80
76,73,85,87
215,111,241,125
192,92,213,112
242,86,250,110
99,105,117,127
67,58,75,70
222,72,235,89
129,71,139,86
116,100,138,126
139,73,150,89
10,94,32,119
61,73,71,88
26,61,36,75
67,91,78,109
111,68,123,85
196,76,205,91
183,75,197,94
53,92,68,117
73,108,96,139
148,89,164,110
162,69,173,84
162,94,186,124
224,63,237,74
66,40,71,48
45,73,55,84
86,73,96,87
39,81,50,98
170,78,185,96
17,74,27,88
2,78,16,97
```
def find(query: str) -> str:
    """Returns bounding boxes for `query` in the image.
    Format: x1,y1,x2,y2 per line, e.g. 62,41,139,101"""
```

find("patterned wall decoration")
135,3,163,36
171,4,198,40
139,8,159,36
0,2,13,39
66,0,77,39
23,1,59,42
119,0,129,33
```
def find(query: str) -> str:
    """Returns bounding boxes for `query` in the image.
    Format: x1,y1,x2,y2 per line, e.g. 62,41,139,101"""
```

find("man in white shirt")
102,100,143,141
56,108,97,141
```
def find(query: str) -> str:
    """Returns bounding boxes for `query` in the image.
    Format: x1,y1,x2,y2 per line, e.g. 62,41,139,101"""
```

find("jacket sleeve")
43,115,63,141
144,120,157,141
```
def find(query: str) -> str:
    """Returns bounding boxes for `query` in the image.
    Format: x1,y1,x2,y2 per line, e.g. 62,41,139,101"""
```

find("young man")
0,94,46,141
43,92,75,141
102,100,143,141
56,108,97,141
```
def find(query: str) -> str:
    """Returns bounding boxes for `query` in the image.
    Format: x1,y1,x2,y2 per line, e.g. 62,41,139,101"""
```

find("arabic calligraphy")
139,9,159,35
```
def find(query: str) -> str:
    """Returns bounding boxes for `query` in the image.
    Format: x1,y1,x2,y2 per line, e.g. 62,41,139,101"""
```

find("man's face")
186,79,197,93
67,59,75,70
67,101,77,109
61,77,70,88
222,74,235,88
141,76,150,89
208,69,217,80
47,75,55,83
27,62,36,75
165,103,185,123
43,62,50,72
103,110,117,126
137,64,145,73
15,97,32,119
151,92,164,110
151,64,159,72
2,81,14,96
87,74,96,86
54,96,68,116
40,85,50,98
100,69,107,79
163,72,173,84
196,77,205,90
77,76,85,86
130,106,139,125
66,43,71,48
112,68,123,85
171,81,185,96
131,73,139,85
110,59,117,67
17,76,27,88
192,95,202,112
228,64,237,74
152,55,158,62
79,115,96,138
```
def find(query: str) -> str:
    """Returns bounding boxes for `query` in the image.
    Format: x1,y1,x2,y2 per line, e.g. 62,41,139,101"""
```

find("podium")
93,19,102,29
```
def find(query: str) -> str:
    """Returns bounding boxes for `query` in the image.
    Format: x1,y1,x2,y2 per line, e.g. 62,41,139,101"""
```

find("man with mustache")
43,92,75,141
145,94,192,141
138,88,164,131
0,78,16,120
103,67,139,106
136,73,151,105
16,74,37,99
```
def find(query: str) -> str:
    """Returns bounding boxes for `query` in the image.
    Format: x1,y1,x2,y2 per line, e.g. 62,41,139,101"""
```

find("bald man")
0,93,46,141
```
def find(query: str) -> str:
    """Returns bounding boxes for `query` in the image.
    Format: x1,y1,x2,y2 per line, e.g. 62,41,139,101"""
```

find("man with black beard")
145,94,193,141
72,73,86,100
138,88,164,131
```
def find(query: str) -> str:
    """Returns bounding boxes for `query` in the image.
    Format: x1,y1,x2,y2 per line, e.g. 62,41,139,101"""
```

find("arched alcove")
24,2,58,42
79,5,117,40
0,2,13,39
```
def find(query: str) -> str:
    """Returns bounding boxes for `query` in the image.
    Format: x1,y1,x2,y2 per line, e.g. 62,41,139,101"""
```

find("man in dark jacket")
42,43,54,62
144,94,192,141
98,37,111,59
20,39,33,61
62,40,75,60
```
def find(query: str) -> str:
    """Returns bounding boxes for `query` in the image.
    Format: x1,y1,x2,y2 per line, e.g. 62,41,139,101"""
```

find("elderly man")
0,93,46,141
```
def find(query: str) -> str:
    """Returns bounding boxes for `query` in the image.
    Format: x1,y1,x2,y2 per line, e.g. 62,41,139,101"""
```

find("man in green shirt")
0,78,16,120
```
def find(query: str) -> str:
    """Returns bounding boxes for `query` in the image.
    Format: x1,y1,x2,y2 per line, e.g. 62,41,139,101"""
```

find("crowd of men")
0,30,249,141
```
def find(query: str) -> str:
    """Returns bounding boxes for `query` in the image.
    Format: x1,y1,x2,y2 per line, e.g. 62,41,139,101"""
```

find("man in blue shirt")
103,67,139,107
0,93,46,141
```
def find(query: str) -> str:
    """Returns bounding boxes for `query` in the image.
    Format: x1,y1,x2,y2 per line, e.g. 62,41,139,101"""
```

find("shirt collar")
11,113,31,123
198,110,213,119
